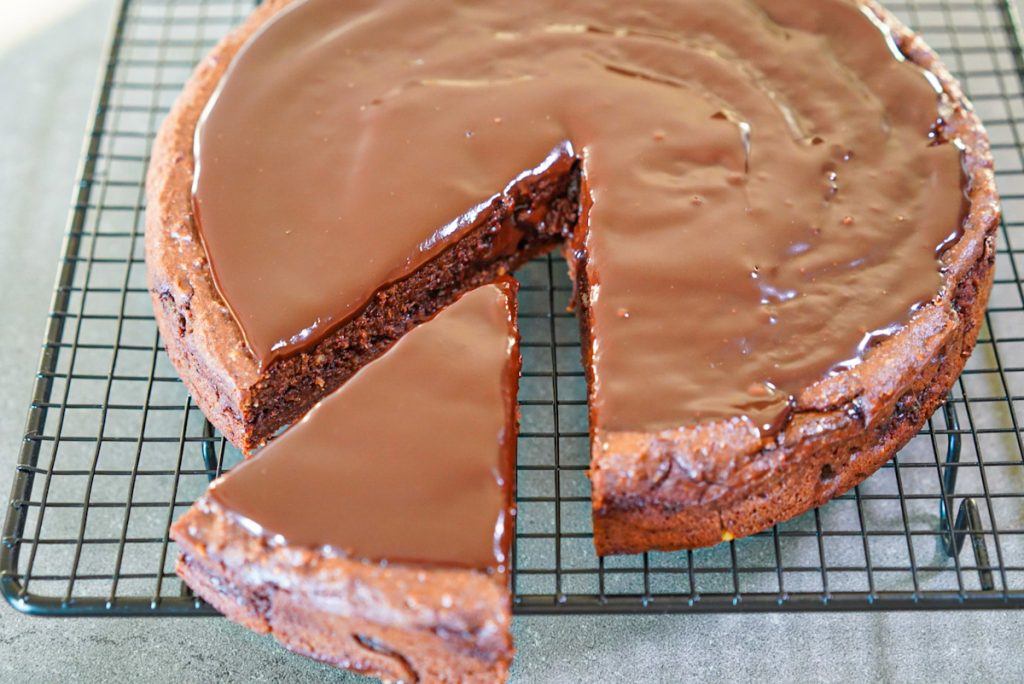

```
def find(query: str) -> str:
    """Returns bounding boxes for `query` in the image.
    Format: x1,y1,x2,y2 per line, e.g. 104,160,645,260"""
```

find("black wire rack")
4,0,1024,618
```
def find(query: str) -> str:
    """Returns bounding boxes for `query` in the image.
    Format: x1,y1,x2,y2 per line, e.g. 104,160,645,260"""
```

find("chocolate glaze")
194,0,966,434
208,282,519,570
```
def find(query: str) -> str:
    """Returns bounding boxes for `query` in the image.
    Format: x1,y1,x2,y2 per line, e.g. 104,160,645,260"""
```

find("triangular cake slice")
170,281,519,682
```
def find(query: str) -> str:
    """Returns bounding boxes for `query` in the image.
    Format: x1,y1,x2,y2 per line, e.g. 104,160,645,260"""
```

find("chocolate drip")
209,283,519,570
194,0,966,434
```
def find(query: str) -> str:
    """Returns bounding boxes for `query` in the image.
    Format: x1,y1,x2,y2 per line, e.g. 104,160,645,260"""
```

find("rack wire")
4,0,1024,617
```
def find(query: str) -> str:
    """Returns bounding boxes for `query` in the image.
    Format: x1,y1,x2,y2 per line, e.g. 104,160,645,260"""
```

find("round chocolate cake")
147,0,998,679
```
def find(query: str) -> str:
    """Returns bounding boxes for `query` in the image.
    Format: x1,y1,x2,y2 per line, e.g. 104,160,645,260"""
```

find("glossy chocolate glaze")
208,282,519,570
194,0,966,434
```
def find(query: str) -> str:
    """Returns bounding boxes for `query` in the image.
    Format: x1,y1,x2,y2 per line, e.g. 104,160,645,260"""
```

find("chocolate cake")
147,0,998,555
170,282,520,682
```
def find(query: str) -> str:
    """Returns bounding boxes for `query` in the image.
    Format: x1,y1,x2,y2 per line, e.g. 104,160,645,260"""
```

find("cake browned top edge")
170,498,515,663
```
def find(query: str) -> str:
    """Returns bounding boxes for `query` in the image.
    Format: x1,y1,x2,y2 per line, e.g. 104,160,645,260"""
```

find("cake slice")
170,281,520,682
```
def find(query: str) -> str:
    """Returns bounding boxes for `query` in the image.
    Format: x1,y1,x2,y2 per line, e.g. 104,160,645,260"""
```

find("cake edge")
170,500,513,683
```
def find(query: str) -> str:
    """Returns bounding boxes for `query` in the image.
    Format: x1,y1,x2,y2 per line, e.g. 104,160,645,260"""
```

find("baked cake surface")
146,0,998,557
170,281,520,683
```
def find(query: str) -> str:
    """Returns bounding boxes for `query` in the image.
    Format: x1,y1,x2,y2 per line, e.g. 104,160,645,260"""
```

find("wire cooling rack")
4,0,1024,617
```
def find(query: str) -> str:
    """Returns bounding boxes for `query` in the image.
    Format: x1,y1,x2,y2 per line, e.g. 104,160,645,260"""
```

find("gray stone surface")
1,2,1023,682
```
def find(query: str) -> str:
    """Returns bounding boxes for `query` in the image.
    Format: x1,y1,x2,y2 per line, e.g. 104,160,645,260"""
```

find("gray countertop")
1,2,1023,681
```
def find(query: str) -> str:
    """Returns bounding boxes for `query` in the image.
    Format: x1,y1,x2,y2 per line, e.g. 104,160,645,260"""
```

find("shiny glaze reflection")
193,0,967,434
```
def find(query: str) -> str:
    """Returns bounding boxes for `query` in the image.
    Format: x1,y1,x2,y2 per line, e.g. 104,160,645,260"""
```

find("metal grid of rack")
4,0,1024,616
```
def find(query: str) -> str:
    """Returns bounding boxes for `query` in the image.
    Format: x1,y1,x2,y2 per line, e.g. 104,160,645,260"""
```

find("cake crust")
172,500,512,683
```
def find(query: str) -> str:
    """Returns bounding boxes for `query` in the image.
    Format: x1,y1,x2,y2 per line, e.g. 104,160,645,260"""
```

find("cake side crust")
171,501,513,683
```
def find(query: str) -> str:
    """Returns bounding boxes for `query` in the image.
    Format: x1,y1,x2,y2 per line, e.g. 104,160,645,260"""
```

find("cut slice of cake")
170,281,520,682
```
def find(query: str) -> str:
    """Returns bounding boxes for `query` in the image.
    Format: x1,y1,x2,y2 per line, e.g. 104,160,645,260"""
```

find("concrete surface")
1,1,1023,682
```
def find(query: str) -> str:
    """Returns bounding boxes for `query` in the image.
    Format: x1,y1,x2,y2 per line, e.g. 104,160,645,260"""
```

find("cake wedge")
170,281,520,682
